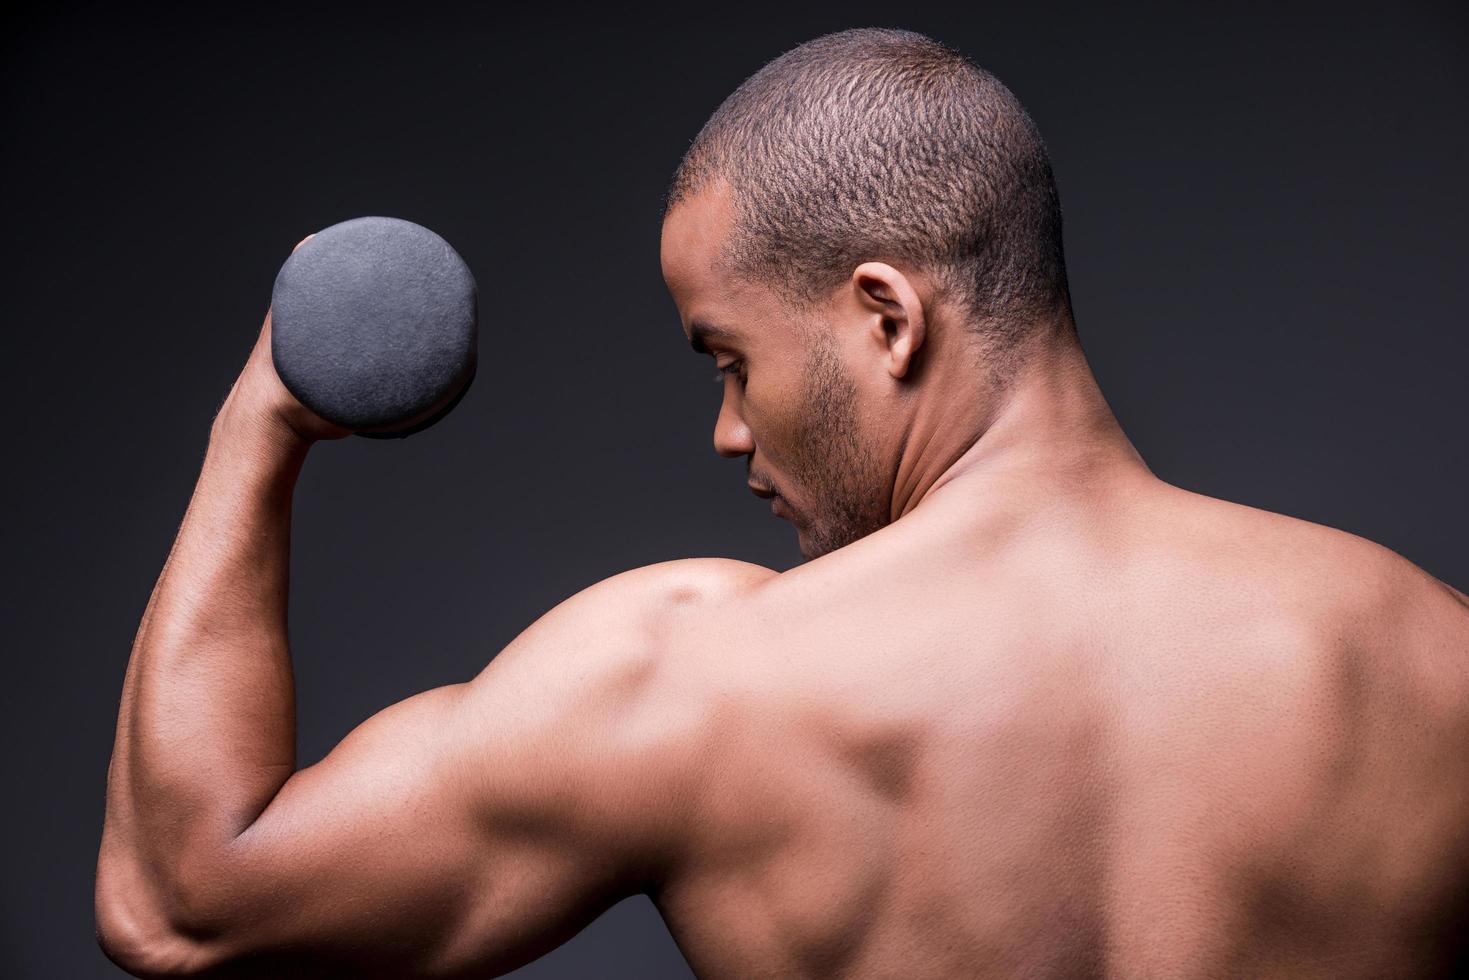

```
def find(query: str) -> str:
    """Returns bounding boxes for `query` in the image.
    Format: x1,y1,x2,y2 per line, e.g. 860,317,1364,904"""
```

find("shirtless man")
96,26,1468,980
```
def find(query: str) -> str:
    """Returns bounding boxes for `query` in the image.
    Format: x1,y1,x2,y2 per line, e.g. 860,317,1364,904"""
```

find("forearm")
101,383,312,908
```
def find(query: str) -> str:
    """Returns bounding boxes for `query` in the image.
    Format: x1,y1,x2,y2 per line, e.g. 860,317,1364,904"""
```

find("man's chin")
795,526,832,562
783,503,842,560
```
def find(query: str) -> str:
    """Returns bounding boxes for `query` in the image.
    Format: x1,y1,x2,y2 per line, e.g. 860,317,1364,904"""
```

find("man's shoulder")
597,556,782,608
1155,484,1453,608
467,557,777,749
492,557,777,660
1157,486,1468,690
457,559,781,863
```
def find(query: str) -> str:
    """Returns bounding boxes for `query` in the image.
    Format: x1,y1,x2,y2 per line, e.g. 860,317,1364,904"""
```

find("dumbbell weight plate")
270,216,478,439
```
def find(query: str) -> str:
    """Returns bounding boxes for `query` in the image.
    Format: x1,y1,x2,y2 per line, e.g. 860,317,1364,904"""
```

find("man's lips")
748,481,789,519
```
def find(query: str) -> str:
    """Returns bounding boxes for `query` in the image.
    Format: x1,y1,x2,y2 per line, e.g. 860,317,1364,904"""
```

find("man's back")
651,469,1469,978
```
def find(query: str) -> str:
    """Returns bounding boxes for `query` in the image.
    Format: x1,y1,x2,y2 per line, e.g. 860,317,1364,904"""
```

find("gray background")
2,0,1465,976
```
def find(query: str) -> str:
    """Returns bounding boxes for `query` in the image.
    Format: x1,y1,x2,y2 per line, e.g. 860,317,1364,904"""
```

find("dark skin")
97,188,1469,979
94,238,737,977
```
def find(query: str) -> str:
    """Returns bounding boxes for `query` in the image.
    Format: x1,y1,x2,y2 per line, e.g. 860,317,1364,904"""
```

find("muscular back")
650,478,1469,978
103,465,1465,979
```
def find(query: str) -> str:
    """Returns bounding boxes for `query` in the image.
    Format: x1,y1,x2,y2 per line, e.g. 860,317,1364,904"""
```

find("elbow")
95,895,199,979
95,854,224,978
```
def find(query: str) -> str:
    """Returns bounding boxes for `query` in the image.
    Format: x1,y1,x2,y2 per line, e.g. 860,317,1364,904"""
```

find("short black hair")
664,27,1073,361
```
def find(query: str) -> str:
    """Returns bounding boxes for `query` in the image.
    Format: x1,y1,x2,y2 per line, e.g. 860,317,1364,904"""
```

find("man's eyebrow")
688,319,741,355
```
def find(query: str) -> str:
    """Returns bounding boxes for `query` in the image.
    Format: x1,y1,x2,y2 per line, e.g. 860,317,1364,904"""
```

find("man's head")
660,27,1075,560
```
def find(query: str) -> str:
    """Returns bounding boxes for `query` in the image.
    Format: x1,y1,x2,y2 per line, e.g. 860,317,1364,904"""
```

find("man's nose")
713,395,754,458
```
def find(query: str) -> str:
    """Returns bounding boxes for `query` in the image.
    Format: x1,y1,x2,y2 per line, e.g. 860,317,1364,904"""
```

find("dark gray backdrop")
2,1,1465,976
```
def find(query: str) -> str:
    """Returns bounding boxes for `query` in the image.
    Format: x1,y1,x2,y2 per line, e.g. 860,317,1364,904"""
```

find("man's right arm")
97,556,771,978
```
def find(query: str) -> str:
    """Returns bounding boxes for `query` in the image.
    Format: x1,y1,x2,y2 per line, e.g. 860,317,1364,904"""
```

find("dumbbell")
270,216,479,439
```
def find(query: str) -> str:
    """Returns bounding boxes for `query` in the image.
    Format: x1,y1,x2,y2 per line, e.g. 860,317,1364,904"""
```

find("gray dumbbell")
270,216,478,439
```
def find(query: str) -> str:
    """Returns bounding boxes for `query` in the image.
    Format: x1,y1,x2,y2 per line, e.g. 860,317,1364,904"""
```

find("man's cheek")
755,392,806,467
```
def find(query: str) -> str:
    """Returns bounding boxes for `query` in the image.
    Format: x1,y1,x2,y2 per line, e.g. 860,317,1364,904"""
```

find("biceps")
189,685,621,977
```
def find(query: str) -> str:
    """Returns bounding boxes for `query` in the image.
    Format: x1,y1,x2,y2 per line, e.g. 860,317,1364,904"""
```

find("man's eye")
713,362,744,383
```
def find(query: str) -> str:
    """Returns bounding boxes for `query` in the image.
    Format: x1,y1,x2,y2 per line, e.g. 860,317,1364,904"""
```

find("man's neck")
892,334,1152,522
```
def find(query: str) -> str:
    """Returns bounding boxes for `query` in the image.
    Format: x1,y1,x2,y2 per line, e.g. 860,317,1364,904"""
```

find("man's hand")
92,221,777,976
218,235,354,446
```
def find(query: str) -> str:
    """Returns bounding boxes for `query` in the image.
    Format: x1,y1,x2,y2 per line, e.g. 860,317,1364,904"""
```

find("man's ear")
851,262,926,380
